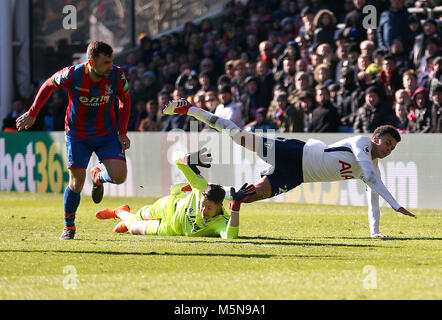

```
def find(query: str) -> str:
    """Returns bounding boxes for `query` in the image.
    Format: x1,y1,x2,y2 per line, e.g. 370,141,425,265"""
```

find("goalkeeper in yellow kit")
95,148,255,239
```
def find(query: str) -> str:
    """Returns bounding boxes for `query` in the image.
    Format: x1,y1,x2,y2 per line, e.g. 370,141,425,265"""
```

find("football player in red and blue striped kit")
16,41,131,240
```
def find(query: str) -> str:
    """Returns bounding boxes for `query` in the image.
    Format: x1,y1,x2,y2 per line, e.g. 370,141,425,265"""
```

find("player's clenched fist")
118,134,131,150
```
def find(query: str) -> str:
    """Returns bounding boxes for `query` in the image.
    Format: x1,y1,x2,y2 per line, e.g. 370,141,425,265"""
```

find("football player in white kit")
163,99,416,238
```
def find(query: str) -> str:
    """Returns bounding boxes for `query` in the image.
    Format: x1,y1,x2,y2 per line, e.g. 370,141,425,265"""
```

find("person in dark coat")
410,87,432,133
411,18,439,71
377,0,410,51
391,39,412,76
417,36,442,89
407,14,423,50
268,92,304,133
429,56,442,97
309,85,340,132
274,57,296,93
336,68,358,127
255,60,275,110
430,84,442,133
344,0,368,41
377,54,403,107
353,86,397,133
239,76,269,124
312,9,338,50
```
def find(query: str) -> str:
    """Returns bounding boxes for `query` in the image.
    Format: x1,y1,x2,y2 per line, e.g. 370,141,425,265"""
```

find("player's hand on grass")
118,134,131,150
16,112,36,131
397,207,416,218
186,147,212,175
230,183,256,211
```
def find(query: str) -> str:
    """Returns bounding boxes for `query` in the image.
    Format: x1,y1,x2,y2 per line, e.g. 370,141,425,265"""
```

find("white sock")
117,211,160,235
129,220,160,235
117,211,134,227
128,220,147,235
188,106,257,152
188,107,240,137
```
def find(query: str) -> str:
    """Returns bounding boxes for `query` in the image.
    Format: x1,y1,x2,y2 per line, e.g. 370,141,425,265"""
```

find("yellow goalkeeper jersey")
148,158,238,239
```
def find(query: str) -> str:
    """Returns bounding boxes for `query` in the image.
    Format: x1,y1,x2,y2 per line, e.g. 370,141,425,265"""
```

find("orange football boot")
95,204,130,220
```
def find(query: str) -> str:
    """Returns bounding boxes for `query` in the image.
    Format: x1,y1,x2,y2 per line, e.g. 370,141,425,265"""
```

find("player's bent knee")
102,159,127,184
69,183,83,193
111,173,127,184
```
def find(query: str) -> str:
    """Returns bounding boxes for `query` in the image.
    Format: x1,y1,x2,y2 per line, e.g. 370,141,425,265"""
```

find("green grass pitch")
0,191,440,300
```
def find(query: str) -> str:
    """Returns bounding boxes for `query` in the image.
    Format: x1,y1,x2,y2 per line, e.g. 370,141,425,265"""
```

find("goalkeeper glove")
230,183,256,211
186,147,212,175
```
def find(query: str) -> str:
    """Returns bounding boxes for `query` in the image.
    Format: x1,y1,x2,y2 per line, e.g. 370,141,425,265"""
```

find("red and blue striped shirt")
28,62,131,138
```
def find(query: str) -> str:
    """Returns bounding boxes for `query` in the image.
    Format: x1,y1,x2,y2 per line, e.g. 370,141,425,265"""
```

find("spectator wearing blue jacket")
377,0,410,51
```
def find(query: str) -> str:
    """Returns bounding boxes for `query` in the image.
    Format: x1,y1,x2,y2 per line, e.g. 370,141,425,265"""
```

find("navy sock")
63,186,81,228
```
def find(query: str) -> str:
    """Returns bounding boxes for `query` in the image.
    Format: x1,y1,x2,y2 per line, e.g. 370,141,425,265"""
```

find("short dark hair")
383,54,396,62
365,85,380,97
87,41,113,61
432,83,442,94
373,125,401,142
219,84,232,94
202,184,226,204
217,75,231,86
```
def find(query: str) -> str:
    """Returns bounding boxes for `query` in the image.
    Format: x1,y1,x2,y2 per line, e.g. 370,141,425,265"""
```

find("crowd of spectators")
3,0,442,133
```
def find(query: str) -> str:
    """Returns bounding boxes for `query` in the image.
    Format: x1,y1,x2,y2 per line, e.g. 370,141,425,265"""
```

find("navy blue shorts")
257,137,305,197
65,131,126,168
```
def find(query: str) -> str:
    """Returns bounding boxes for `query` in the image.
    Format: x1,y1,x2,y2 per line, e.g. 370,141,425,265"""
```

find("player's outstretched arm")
359,160,416,216
396,207,416,218
222,183,256,239
175,148,212,191
16,77,58,131
348,137,416,219
185,147,212,175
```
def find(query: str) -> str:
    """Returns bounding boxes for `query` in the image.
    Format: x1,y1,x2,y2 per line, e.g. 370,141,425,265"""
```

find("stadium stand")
4,0,442,133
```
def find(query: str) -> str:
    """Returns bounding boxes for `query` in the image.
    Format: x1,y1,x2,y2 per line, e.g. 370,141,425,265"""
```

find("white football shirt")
301,135,401,236
303,135,373,183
